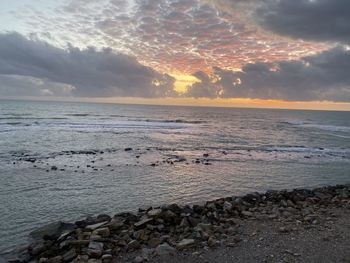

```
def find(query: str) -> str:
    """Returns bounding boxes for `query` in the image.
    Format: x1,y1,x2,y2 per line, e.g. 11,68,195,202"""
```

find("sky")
0,0,350,110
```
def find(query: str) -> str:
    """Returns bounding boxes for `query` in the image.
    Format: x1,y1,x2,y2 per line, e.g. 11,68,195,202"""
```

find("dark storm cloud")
257,0,350,43
186,46,350,102
0,33,175,98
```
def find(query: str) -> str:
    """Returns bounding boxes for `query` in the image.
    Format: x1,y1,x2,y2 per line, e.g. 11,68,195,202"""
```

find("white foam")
283,120,350,133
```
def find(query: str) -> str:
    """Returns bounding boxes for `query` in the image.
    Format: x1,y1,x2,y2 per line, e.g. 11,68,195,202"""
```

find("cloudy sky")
1,0,350,110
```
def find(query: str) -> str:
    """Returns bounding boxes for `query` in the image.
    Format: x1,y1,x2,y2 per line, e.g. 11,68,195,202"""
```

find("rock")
47,256,62,263
92,227,110,237
72,255,89,263
85,221,109,231
207,237,218,247
107,217,124,230
96,214,111,221
223,201,233,211
30,242,46,256
176,239,195,250
51,166,58,170
141,248,154,260
278,226,291,233
155,243,176,256
134,256,143,263
134,218,153,229
314,191,332,200
241,211,253,217
101,254,113,262
127,240,141,250
30,222,75,241
147,209,162,218
88,242,104,258
161,210,177,222
280,200,288,207
148,237,161,248
62,249,76,263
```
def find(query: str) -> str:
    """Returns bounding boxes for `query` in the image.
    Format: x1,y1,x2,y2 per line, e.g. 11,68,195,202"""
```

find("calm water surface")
0,100,349,257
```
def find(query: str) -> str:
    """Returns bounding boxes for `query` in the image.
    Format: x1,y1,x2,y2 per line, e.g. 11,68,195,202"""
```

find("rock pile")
10,184,349,263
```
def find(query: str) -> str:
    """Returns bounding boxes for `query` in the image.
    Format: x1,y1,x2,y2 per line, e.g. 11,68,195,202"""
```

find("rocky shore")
9,184,350,263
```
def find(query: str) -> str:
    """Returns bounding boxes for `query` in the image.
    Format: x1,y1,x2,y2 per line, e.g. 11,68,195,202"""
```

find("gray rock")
148,237,161,248
147,209,162,218
223,201,233,211
134,218,153,229
62,248,77,263
141,247,155,260
72,255,89,263
88,242,104,258
47,256,62,263
134,256,143,263
101,254,113,263
92,227,110,237
241,211,253,217
207,237,219,247
107,219,124,231
30,221,75,241
176,239,195,250
127,240,141,250
30,242,46,256
85,221,109,231
155,243,176,256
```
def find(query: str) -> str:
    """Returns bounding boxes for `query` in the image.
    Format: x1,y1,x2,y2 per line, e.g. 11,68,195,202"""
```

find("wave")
282,120,350,133
66,114,91,117
0,117,67,120
12,120,190,131
133,119,206,124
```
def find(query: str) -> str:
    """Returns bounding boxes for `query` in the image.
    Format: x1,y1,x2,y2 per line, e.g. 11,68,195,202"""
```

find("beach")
9,184,350,263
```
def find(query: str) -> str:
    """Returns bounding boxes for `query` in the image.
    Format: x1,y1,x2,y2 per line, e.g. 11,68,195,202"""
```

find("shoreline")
8,184,350,263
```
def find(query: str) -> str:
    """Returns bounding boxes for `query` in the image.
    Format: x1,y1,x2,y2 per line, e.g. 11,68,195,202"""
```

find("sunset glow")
0,0,349,110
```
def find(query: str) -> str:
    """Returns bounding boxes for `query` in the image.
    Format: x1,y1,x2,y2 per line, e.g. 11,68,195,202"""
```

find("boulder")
30,222,75,241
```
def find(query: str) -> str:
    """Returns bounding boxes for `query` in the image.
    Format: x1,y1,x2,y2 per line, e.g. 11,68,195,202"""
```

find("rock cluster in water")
10,184,350,263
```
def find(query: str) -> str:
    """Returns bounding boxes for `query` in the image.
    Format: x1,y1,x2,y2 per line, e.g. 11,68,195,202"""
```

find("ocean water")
0,99,349,257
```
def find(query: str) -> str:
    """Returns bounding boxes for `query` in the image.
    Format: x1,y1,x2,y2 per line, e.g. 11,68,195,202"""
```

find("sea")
0,99,349,258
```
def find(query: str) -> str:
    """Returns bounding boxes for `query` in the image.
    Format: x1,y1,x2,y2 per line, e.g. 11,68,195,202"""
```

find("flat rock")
147,209,162,218
85,221,109,231
176,239,195,250
134,218,153,229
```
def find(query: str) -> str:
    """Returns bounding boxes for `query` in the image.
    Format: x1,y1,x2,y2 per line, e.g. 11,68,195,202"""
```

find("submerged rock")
30,222,75,241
